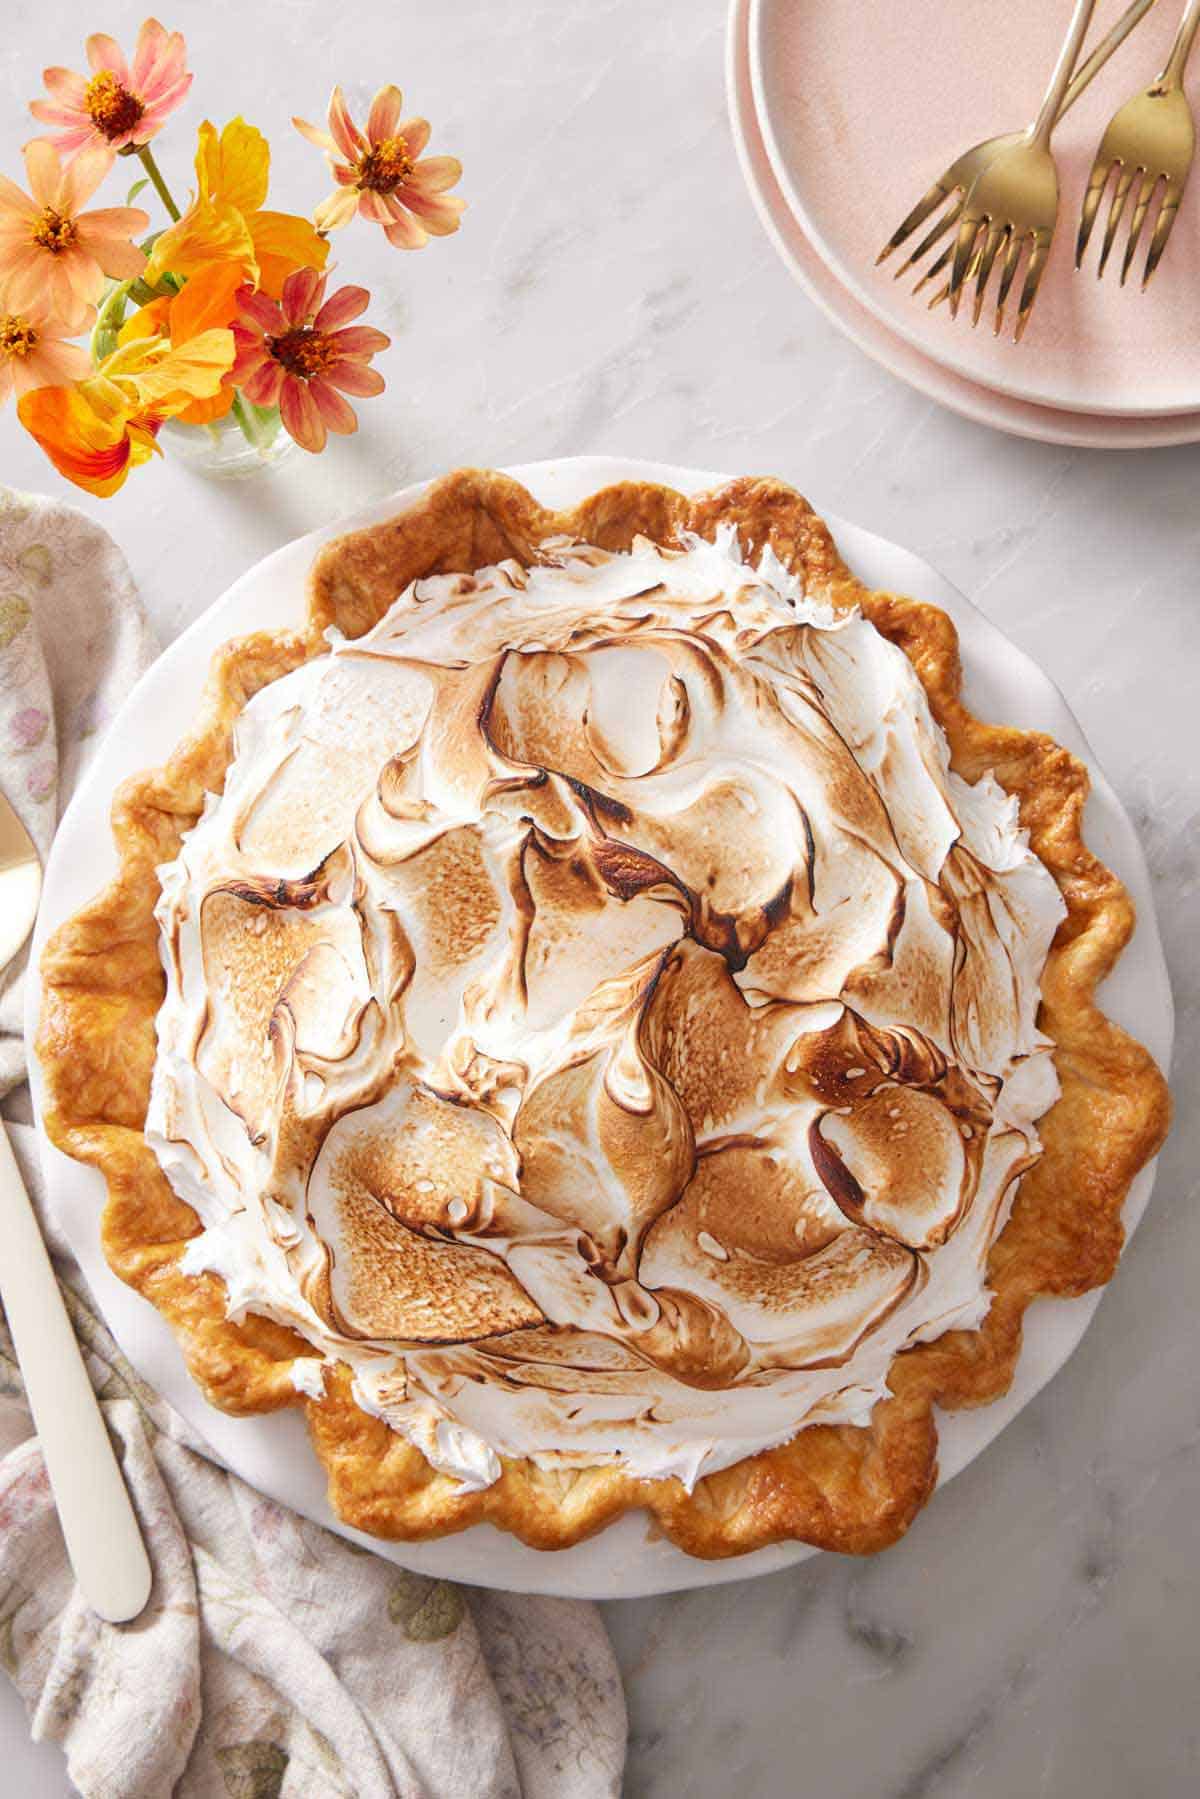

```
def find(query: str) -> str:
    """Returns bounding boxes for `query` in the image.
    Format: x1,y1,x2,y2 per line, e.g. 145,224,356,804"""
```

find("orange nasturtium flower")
19,288,235,497
117,260,244,423
0,142,149,333
294,84,464,248
144,117,328,298
29,18,192,161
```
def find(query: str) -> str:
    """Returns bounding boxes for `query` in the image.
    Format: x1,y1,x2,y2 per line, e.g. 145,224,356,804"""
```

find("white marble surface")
0,0,1196,1793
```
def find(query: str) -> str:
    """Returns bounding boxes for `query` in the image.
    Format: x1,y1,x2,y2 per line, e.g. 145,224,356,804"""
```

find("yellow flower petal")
91,325,235,421
249,210,329,298
81,356,147,405
196,117,271,216
131,327,236,411
117,296,171,346
144,199,258,287
76,373,138,425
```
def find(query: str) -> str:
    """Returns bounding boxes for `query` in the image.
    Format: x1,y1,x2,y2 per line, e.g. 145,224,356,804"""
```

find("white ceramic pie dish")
25,456,1173,1598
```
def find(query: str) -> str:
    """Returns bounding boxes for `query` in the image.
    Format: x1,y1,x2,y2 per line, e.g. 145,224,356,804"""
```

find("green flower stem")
90,279,133,363
231,392,264,449
136,145,181,223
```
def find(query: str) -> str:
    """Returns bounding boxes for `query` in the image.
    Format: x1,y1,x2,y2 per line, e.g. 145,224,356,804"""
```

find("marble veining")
2,0,1198,1793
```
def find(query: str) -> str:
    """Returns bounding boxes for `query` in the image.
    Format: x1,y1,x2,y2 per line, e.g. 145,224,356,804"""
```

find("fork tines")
1076,161,1178,285
877,179,961,274
880,193,1045,340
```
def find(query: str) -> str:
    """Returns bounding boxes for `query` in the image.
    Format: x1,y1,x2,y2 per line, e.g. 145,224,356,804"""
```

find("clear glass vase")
159,398,295,480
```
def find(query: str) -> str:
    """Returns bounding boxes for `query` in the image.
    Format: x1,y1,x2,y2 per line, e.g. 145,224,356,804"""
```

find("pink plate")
749,0,1200,418
728,0,1200,446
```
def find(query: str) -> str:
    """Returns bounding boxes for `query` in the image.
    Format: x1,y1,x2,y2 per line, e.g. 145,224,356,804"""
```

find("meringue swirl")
147,527,1065,1490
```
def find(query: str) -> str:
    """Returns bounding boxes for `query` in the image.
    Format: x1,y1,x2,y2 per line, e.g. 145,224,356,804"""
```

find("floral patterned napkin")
0,491,626,1799
0,488,153,1102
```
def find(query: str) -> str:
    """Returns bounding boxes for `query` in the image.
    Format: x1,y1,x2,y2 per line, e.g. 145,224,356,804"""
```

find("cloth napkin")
0,491,627,1799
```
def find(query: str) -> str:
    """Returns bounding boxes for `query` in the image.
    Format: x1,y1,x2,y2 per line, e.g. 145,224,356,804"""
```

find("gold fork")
0,790,151,1622
1076,0,1200,284
0,790,41,973
879,0,1157,337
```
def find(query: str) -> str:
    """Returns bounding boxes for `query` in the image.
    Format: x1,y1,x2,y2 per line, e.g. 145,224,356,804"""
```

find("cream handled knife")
0,791,151,1624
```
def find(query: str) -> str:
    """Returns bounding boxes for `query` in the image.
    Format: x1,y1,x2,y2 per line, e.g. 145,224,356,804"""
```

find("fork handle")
1032,0,1100,142
0,1124,152,1623
1061,0,1159,115
1162,0,1200,86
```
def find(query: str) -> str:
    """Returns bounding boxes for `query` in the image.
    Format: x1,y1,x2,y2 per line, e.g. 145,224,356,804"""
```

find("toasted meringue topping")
147,527,1065,1490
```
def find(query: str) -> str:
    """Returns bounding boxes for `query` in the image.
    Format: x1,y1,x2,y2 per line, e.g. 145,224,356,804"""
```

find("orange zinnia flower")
144,117,328,299
0,305,89,406
29,18,192,160
293,84,464,249
230,268,389,453
0,142,148,333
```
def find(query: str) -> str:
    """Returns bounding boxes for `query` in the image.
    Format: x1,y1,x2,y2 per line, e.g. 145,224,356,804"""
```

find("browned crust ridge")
37,470,1171,1557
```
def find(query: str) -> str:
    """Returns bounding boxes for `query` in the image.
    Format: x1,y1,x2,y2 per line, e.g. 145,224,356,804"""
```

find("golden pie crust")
37,471,1170,1557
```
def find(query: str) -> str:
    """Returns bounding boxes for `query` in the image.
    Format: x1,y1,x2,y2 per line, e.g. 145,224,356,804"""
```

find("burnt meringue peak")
146,523,1066,1491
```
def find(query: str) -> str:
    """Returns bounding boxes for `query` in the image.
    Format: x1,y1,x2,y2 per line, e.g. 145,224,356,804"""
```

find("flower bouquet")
0,17,464,494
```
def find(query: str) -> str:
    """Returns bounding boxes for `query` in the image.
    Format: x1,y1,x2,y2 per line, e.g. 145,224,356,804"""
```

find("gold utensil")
878,0,1157,337
0,790,151,1623
1076,0,1200,283
0,792,41,974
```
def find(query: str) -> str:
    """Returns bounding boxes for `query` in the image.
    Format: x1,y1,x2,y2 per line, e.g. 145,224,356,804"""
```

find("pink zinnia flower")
0,305,90,407
0,142,149,332
29,18,192,160
293,84,464,249
230,268,389,453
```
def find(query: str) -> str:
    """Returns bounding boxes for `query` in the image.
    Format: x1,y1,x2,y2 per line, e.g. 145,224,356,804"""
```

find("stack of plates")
730,0,1200,447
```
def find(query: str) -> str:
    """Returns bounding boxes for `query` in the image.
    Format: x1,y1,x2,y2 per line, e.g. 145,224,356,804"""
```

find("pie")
37,470,1170,1557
